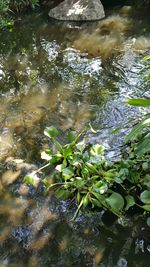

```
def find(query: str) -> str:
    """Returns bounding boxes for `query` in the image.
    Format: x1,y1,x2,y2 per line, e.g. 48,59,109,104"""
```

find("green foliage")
125,98,150,156
25,126,150,223
0,0,9,13
0,0,39,29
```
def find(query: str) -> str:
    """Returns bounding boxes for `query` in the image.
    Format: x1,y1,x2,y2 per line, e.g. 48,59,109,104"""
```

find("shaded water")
0,6,150,267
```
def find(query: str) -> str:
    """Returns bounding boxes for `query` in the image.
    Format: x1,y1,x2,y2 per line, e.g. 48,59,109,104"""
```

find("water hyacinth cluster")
24,124,150,223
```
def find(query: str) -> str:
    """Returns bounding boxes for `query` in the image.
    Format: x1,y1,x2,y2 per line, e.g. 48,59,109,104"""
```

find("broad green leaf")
63,145,73,158
104,169,116,178
44,126,59,138
147,217,150,227
140,190,150,204
136,133,150,155
55,189,72,199
141,205,150,211
76,139,86,152
125,98,150,107
62,167,74,180
125,195,135,211
106,192,124,211
90,144,104,156
74,178,85,188
66,130,77,142
125,118,150,142
93,181,108,194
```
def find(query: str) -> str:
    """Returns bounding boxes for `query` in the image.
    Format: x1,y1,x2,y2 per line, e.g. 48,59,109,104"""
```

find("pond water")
0,6,150,267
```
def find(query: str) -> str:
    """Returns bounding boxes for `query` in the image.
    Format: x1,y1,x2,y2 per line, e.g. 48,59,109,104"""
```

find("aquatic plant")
125,98,150,156
24,125,150,224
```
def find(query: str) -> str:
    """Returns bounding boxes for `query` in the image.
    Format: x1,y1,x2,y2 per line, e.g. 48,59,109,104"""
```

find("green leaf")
142,55,150,61
74,178,85,188
147,217,150,227
93,181,108,194
62,167,74,180
55,161,67,172
91,197,102,208
106,192,124,211
83,194,89,208
125,118,150,142
140,190,150,204
49,153,62,165
66,130,78,142
125,195,135,211
76,139,86,152
90,144,104,156
53,139,63,153
44,126,59,138
55,189,72,199
91,192,106,207
24,175,35,186
24,175,39,187
141,205,150,211
125,98,150,107
143,174,150,189
63,145,73,158
77,191,81,204
136,133,150,155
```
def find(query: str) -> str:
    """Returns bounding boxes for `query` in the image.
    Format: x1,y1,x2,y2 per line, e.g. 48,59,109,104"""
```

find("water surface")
0,7,150,267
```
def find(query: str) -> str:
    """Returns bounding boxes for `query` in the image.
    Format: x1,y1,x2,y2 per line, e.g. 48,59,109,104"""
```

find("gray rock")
48,0,105,21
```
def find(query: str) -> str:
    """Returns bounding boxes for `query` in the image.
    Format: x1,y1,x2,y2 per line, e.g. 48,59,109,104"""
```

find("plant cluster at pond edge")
24,123,150,224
